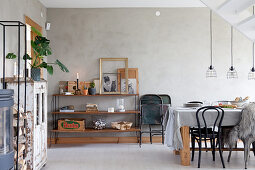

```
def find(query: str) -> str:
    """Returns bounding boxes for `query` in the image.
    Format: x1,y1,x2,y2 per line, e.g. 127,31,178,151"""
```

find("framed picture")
93,79,100,94
99,58,128,94
117,68,139,94
102,73,120,93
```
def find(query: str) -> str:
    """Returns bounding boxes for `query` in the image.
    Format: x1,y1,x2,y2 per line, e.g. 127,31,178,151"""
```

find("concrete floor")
43,144,255,170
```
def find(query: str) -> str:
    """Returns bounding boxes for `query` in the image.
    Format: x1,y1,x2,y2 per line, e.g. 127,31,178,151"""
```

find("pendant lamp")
206,10,217,78
227,26,238,79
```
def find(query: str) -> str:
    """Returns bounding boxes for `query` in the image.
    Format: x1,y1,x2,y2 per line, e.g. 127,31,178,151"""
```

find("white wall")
47,8,255,107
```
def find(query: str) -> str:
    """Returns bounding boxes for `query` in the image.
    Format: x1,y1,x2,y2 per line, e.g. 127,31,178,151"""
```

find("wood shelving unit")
50,128,140,133
52,110,140,114
53,94,138,97
50,93,140,146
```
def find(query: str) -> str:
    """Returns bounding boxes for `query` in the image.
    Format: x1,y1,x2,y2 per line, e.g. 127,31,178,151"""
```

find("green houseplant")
88,82,96,95
6,27,69,81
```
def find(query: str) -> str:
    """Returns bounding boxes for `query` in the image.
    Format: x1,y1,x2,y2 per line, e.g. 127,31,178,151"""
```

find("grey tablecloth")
164,107,242,150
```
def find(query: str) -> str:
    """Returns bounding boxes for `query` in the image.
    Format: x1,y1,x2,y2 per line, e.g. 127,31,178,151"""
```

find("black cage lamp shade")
227,26,238,79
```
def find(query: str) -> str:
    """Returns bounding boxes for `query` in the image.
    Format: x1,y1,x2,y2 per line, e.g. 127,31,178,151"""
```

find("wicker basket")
111,121,132,130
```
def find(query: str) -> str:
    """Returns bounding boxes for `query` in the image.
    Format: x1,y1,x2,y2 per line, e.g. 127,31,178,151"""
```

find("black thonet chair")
139,94,163,146
191,106,225,168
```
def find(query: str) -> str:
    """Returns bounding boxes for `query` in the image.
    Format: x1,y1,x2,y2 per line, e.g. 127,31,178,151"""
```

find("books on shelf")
86,104,98,112
60,110,74,112
60,105,75,112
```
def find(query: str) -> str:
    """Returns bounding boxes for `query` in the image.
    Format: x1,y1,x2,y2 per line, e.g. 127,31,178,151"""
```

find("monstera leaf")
55,59,69,73
6,53,17,59
23,54,32,60
47,65,53,75
5,27,69,76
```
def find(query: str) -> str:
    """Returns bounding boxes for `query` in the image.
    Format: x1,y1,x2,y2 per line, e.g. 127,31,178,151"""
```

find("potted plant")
88,82,96,95
6,27,69,81
82,86,88,95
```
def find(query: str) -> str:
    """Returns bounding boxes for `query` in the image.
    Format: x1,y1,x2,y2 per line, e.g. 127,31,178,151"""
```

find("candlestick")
77,79,79,90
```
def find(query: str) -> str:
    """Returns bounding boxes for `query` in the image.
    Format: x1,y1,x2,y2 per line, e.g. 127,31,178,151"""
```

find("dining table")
164,106,242,166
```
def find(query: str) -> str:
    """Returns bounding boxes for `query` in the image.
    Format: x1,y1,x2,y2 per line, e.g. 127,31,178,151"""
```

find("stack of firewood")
13,105,28,170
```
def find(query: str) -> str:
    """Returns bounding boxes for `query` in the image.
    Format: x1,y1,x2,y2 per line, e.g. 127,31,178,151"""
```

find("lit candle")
76,73,79,79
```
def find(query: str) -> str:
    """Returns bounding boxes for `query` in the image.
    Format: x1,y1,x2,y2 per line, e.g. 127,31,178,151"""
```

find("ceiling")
39,0,205,8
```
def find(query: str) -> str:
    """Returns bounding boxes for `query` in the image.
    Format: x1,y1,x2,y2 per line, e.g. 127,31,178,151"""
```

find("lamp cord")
210,10,213,66
231,26,233,67
253,6,255,68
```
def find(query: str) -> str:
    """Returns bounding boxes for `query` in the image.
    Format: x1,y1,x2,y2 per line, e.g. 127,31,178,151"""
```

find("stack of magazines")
60,105,75,112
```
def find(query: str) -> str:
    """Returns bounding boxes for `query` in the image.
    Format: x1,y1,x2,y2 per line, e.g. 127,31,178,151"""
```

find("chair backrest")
140,94,163,125
159,94,171,105
237,103,255,139
188,101,203,104
140,94,162,105
196,106,224,138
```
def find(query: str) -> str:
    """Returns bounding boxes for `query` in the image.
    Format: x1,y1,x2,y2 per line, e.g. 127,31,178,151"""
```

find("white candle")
76,73,79,79
13,62,17,77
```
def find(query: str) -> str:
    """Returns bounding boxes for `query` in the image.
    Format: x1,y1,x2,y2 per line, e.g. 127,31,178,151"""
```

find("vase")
88,88,96,95
31,68,41,81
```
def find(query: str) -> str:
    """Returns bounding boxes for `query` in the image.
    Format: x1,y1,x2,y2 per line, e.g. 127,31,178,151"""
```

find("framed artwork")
99,58,128,94
102,73,120,93
93,79,100,94
117,68,139,94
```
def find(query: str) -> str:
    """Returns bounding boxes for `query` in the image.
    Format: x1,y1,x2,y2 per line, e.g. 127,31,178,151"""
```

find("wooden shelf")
53,94,139,96
52,110,140,114
51,128,140,133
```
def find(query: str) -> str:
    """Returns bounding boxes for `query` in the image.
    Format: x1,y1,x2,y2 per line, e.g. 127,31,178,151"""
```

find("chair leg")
227,148,232,162
252,142,255,156
218,137,225,168
244,139,253,169
212,138,216,161
161,125,164,145
244,140,249,169
198,139,202,168
139,131,142,148
191,136,195,161
210,139,213,157
149,125,152,144
205,138,208,152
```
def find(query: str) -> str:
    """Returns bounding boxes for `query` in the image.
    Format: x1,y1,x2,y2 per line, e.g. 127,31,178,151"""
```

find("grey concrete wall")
0,0,47,84
47,8,255,137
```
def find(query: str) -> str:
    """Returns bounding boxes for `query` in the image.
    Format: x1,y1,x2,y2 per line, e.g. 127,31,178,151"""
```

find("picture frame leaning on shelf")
99,58,129,94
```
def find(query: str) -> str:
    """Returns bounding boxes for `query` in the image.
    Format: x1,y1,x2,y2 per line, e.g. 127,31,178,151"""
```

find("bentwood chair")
139,94,163,146
191,106,225,168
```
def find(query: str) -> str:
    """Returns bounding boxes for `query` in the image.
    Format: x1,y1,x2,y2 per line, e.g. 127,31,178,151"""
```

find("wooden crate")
68,81,91,93
58,118,85,131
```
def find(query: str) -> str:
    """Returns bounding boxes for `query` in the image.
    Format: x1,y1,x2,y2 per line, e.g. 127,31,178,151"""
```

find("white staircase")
201,0,255,42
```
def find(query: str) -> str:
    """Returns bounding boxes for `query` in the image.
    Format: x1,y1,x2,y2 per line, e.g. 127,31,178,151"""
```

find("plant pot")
31,68,41,81
82,89,88,95
88,88,96,95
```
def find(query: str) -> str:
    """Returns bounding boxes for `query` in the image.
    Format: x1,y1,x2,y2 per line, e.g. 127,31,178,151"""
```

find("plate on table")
183,103,202,108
